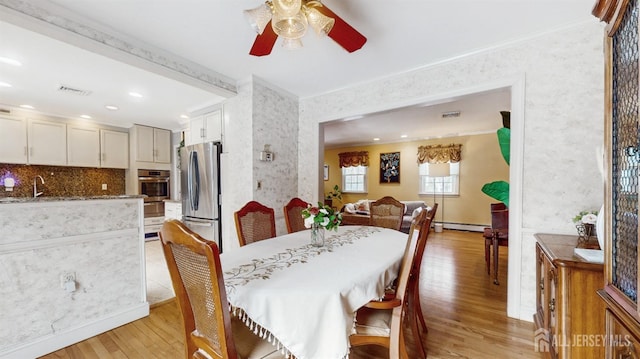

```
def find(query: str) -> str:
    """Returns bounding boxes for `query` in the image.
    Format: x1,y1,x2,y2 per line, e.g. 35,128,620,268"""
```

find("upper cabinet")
0,116,27,164
187,108,222,145
133,125,171,164
28,119,67,166
0,115,129,169
67,125,100,167
100,129,129,169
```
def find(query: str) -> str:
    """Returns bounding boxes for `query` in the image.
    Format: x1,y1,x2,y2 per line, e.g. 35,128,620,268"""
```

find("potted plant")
324,184,342,208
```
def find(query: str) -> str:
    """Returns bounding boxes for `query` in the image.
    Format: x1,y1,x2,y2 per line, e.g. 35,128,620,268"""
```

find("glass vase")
310,223,325,247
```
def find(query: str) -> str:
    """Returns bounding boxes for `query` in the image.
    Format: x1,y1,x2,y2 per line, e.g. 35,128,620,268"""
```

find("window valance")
417,144,462,164
338,151,369,168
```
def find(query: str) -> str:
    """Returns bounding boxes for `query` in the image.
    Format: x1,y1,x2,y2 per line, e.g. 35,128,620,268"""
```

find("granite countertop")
0,195,146,204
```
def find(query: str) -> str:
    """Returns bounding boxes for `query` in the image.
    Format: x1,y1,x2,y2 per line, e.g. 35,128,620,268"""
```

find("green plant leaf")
497,127,510,165
481,181,510,207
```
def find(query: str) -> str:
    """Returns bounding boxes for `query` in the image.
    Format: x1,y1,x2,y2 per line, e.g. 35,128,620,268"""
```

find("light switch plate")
102,183,107,190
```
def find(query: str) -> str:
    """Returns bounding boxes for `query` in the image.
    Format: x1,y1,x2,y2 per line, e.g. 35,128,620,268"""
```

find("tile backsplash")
0,164,125,198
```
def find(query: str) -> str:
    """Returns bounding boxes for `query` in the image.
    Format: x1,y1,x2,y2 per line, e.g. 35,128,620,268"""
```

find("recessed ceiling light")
400,134,408,138
20,104,34,109
373,137,380,141
180,114,189,119
0,81,11,87
0,57,22,66
80,115,92,119
105,105,119,111
129,92,143,98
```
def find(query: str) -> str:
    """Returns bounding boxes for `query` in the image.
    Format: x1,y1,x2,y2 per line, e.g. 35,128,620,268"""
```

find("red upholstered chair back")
283,197,310,234
234,201,276,247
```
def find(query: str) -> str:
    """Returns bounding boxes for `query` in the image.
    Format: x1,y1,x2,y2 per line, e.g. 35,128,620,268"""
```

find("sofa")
341,199,429,233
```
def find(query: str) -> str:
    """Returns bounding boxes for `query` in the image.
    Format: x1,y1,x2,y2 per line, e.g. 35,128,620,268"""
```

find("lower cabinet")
534,233,605,358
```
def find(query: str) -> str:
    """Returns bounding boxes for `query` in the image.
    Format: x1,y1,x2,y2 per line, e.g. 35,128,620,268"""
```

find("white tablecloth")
220,226,407,359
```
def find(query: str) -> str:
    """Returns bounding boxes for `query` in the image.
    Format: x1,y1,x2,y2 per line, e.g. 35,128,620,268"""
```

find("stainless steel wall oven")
138,169,170,218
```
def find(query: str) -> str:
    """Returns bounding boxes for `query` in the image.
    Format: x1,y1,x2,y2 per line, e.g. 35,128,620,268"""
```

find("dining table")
220,225,408,359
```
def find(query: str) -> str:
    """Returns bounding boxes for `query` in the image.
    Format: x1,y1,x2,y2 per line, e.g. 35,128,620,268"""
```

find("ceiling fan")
243,0,367,56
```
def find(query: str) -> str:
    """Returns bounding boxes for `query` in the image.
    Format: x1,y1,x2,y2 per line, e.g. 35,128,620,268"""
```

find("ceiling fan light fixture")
305,7,334,36
272,0,301,17
243,2,273,35
272,11,307,39
281,38,303,49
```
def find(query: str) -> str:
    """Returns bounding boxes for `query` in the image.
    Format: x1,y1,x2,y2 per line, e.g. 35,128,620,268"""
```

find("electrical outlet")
60,272,75,288
102,183,107,190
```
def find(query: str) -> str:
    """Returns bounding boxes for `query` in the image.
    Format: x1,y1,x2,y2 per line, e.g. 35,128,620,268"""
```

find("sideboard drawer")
607,309,640,359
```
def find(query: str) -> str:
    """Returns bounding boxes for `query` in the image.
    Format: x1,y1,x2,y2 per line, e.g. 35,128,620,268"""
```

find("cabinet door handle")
200,128,205,138
539,279,544,291
29,147,33,156
621,341,638,359
549,298,555,312
24,146,28,156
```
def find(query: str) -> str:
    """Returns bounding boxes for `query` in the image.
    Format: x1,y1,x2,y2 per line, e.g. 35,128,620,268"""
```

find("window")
342,165,368,193
419,162,460,195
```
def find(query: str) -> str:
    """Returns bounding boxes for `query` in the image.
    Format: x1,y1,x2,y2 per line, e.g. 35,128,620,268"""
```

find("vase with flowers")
301,202,342,247
572,209,599,247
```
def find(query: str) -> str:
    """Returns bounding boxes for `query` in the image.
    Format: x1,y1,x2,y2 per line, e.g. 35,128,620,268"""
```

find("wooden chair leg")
484,238,491,275
493,236,500,285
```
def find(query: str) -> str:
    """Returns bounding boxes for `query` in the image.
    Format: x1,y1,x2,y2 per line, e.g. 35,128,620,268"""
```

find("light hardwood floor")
40,229,540,359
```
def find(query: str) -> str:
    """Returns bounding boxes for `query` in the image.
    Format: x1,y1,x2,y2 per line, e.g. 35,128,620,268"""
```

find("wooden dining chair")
283,197,309,234
412,203,437,336
159,219,283,359
369,196,406,231
234,201,276,247
482,203,509,285
350,208,432,359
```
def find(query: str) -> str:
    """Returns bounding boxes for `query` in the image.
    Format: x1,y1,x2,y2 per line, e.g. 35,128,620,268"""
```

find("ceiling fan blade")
249,21,278,56
317,5,367,53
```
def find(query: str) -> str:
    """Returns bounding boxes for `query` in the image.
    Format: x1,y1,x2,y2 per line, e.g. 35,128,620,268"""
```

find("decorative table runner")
220,225,407,359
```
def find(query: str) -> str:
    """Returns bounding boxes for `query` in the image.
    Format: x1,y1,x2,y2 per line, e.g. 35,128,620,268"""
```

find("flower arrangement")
302,202,342,231
572,210,598,225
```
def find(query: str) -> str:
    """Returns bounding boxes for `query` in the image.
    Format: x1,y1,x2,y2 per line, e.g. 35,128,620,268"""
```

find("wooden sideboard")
534,233,605,358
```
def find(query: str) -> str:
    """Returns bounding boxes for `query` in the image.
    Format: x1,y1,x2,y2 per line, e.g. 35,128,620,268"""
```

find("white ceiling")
0,0,597,147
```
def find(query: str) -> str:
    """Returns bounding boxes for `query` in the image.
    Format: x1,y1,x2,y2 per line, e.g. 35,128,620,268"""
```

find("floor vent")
57,84,92,96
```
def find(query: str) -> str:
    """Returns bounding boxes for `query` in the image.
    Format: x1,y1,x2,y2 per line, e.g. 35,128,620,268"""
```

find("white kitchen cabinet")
134,125,170,163
28,118,67,165
67,125,100,167
0,116,28,164
100,129,129,169
187,109,222,145
164,201,182,220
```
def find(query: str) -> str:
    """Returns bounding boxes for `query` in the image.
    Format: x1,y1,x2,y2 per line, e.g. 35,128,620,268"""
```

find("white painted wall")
299,20,606,320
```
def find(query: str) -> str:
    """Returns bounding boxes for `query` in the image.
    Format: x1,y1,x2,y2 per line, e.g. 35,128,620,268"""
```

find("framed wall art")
380,152,400,183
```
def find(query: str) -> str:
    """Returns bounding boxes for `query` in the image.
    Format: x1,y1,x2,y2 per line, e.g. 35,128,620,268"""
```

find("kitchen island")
0,196,148,359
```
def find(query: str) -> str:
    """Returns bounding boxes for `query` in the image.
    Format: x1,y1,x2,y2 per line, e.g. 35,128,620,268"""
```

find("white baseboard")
436,222,486,232
0,302,149,359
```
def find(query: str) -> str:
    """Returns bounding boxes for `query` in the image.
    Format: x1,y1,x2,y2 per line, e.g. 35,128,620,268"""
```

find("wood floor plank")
39,229,539,359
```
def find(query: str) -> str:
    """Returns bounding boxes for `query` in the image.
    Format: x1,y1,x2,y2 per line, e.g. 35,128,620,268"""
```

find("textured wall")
251,81,299,234
300,21,606,319
0,199,144,354
0,164,125,198
221,79,299,252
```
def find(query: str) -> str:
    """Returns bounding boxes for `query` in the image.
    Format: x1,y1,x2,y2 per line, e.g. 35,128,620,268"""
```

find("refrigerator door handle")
188,150,200,211
184,218,213,227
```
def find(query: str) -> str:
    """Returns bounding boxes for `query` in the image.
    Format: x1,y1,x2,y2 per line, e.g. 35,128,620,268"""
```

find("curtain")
338,151,369,167
416,144,462,164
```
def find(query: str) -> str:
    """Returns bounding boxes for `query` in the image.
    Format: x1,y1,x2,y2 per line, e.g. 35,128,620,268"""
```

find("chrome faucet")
33,175,44,197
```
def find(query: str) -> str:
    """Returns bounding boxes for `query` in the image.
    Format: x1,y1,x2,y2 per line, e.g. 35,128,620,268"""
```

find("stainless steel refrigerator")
181,142,222,251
